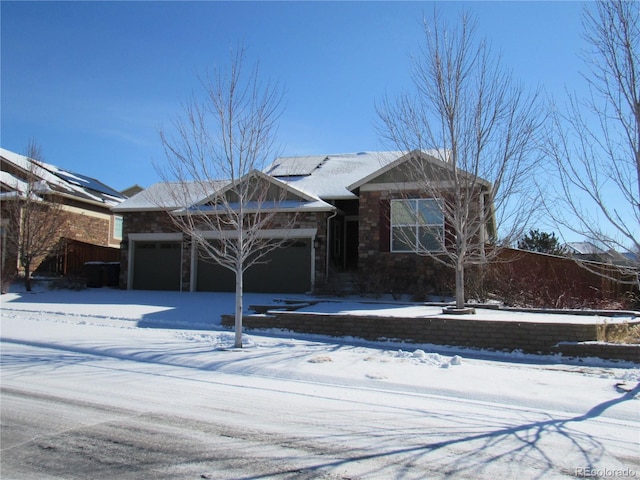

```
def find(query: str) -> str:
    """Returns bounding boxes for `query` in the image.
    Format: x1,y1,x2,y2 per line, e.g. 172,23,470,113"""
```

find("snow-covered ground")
1,286,638,479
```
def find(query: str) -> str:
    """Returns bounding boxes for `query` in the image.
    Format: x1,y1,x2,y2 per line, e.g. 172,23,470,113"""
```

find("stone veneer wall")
358,189,453,297
62,210,112,246
119,210,179,289
222,311,640,361
120,210,330,290
1,201,115,280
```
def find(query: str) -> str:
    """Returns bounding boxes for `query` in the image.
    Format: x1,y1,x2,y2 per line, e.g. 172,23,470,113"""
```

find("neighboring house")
113,150,495,294
564,241,639,270
120,184,145,198
0,147,127,279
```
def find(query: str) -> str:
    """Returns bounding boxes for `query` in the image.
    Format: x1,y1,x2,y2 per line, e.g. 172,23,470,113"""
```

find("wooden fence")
483,248,638,308
35,238,120,277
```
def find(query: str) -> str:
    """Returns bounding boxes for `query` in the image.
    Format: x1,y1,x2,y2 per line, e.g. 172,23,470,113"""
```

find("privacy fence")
482,248,638,309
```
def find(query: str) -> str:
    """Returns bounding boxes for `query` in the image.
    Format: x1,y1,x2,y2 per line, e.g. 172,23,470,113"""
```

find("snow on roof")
114,150,457,212
564,242,608,255
265,155,329,177
113,181,222,212
0,170,29,194
0,147,126,207
266,151,405,199
115,173,334,213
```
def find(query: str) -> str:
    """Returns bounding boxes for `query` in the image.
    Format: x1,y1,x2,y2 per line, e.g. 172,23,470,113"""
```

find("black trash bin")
84,262,104,288
103,262,120,287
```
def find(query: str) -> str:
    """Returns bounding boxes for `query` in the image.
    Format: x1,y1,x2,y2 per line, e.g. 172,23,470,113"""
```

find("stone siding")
1,200,116,281
222,311,640,360
121,210,330,290
358,189,453,297
62,209,113,247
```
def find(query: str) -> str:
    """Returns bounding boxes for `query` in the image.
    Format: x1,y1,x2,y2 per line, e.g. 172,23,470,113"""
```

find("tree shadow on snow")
236,383,640,480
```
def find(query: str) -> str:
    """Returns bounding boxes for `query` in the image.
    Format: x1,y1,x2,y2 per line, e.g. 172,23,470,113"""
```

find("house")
564,241,639,272
0,147,127,280
113,150,495,295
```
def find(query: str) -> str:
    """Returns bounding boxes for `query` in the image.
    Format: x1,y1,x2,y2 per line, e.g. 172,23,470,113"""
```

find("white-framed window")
113,215,123,241
390,199,444,252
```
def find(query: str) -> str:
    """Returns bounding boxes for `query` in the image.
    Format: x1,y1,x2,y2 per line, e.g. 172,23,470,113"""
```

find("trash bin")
84,262,104,288
103,262,120,287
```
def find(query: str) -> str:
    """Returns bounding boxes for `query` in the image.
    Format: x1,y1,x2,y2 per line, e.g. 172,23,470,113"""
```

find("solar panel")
266,156,327,177
53,169,124,199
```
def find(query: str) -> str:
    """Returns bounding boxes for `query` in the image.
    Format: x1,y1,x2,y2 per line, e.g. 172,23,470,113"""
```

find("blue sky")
2,1,586,194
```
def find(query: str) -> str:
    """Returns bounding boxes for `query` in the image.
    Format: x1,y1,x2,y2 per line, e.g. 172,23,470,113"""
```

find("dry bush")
597,321,640,344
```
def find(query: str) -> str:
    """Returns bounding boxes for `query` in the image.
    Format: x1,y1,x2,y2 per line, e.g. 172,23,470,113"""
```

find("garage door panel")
133,242,181,291
196,239,311,293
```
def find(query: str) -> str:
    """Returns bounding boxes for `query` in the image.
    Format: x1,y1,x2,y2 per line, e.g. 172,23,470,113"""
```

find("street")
2,340,638,479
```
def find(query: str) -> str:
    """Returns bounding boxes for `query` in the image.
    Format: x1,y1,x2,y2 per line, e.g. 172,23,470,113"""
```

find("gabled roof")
114,169,334,214
347,149,491,191
0,147,126,207
114,149,496,214
564,241,608,256
195,169,322,206
265,151,404,200
112,180,225,212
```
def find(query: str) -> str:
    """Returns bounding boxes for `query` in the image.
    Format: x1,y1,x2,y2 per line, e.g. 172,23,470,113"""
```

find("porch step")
249,302,313,314
331,272,358,295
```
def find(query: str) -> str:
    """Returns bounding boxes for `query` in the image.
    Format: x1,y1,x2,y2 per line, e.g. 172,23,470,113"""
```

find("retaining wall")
221,311,640,362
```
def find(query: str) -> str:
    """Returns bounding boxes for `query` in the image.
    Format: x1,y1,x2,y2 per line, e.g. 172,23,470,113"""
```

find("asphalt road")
1,342,638,480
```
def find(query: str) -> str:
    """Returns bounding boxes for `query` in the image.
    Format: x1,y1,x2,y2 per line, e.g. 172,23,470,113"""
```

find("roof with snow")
113,170,334,213
564,242,608,256
264,151,405,200
0,147,126,207
114,150,469,212
113,180,228,212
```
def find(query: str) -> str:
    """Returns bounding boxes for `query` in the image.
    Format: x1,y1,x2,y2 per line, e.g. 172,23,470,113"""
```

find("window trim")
113,215,123,241
390,198,444,253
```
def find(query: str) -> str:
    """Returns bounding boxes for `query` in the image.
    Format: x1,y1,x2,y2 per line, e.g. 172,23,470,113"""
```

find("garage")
132,241,182,291
196,238,312,293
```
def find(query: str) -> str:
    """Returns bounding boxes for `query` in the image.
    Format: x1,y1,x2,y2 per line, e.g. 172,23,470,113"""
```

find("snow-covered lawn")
1,287,638,479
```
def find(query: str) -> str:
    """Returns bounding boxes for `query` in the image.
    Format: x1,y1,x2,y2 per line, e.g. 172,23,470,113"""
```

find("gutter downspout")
325,208,338,281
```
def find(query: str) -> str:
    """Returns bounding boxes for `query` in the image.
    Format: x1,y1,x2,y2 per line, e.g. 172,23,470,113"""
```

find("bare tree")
544,0,639,282
2,141,69,291
157,48,291,348
377,11,542,310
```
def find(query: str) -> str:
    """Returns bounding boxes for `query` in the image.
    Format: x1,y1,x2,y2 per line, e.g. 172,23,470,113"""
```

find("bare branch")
377,10,543,309
2,140,70,291
155,47,288,347
544,0,639,281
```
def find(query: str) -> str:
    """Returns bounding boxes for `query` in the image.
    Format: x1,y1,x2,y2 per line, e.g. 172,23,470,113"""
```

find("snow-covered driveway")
1,289,638,479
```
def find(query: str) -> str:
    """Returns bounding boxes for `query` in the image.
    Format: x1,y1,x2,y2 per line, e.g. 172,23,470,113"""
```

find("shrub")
597,321,640,344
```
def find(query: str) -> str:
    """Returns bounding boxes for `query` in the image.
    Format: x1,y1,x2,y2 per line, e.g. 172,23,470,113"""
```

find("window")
390,199,444,252
113,216,123,241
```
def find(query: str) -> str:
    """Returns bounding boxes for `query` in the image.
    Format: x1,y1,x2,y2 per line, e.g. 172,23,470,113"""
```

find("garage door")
132,241,182,290
196,239,312,293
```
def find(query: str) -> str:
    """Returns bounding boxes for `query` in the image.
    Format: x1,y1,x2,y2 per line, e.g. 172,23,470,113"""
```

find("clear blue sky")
2,1,586,193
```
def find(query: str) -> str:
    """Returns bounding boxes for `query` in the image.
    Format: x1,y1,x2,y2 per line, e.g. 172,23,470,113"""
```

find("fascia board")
171,202,335,217
128,232,183,241
195,228,318,240
196,169,321,206
347,151,412,191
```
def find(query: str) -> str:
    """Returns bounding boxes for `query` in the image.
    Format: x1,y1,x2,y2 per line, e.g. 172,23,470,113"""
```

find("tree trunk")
234,267,243,348
455,261,465,309
24,259,32,292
